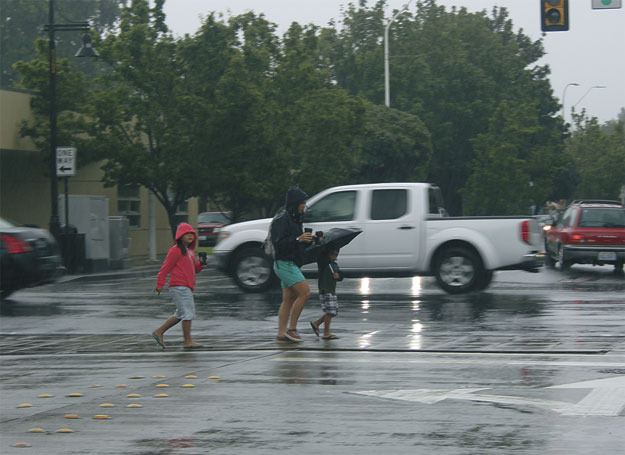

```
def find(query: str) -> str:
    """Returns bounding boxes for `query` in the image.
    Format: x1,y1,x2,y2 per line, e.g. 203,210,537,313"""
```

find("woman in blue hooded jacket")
271,186,313,342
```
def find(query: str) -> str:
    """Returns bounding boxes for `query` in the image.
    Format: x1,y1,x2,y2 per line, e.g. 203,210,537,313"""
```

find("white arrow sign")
56,146,76,177
352,375,625,416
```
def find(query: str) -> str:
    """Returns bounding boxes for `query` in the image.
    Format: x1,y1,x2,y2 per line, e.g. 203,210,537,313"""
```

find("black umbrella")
303,227,362,265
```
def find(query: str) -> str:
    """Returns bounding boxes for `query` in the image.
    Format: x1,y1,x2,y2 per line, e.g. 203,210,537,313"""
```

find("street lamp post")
384,0,415,107
573,85,607,109
45,0,96,238
561,82,579,124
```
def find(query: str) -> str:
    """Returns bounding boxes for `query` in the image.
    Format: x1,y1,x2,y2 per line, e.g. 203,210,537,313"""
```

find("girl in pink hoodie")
152,223,203,349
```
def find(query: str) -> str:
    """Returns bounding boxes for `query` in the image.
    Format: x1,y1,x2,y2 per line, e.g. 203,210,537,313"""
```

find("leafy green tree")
282,88,366,196
181,12,286,220
567,111,625,200
463,100,567,215
326,1,563,215
83,0,201,235
354,102,431,183
13,38,91,171
1,0,121,87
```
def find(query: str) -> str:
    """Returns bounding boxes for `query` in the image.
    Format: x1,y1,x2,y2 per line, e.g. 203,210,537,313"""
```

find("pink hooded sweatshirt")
156,223,202,290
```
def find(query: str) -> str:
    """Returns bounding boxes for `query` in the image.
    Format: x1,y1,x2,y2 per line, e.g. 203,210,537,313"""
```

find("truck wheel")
434,246,482,294
557,246,571,271
475,270,494,291
544,241,556,268
232,247,275,292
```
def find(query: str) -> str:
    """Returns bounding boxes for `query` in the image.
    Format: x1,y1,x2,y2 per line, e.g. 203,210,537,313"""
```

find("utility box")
58,195,109,272
109,216,130,269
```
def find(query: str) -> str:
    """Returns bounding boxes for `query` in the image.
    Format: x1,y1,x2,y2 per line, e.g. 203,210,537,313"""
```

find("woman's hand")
297,232,314,243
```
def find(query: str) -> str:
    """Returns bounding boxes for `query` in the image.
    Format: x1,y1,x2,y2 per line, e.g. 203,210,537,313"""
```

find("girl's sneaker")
285,329,302,342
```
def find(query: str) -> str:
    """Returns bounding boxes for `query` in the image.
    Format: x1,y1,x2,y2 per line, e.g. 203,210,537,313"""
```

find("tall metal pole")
561,82,579,124
48,0,60,237
384,1,415,108
384,22,391,107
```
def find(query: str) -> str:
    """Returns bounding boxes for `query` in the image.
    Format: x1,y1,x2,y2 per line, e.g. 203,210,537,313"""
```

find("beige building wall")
1,90,51,226
1,89,199,260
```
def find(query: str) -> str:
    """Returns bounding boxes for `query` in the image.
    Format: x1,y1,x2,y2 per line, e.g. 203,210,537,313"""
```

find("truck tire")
232,247,275,292
434,246,482,294
557,245,571,271
544,241,556,268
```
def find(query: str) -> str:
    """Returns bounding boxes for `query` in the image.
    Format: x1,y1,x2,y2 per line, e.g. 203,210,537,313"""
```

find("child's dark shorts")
320,292,338,317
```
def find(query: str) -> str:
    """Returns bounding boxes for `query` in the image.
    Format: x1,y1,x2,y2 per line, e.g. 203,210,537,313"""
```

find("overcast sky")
163,0,625,123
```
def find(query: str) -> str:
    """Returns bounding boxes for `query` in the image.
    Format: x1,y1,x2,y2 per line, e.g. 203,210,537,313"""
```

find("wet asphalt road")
1,264,624,454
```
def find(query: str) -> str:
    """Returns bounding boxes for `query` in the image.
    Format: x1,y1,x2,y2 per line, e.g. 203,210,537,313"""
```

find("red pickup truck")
544,200,625,273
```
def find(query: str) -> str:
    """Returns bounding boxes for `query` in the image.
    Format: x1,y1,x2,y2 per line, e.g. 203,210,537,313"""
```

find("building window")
118,184,141,227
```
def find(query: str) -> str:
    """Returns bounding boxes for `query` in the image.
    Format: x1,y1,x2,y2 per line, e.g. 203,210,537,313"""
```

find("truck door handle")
398,225,415,230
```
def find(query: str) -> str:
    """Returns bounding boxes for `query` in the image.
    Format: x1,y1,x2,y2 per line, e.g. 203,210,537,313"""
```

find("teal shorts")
273,260,306,289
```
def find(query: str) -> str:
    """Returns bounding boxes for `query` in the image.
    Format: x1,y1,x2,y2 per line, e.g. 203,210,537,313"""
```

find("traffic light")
541,0,569,32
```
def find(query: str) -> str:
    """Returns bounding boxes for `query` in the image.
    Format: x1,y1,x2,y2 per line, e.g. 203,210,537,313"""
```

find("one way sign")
56,147,76,177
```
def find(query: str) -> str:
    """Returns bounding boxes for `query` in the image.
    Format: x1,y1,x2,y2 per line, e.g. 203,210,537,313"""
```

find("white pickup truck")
213,183,543,294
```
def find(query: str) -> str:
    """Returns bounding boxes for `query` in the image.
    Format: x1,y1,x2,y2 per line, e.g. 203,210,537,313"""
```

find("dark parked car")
544,200,625,273
197,211,231,247
0,218,63,299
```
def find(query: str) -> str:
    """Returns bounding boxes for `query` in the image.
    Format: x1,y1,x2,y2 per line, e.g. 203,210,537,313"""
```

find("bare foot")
183,342,204,349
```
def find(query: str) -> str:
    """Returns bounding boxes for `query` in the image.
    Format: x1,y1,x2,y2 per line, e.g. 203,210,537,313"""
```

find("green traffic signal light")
541,0,569,32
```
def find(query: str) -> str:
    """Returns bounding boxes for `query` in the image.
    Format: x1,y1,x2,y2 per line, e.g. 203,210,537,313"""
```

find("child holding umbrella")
310,247,343,340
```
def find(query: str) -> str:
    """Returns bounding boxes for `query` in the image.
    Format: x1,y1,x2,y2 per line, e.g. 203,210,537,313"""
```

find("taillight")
520,220,530,244
570,233,586,243
1,234,32,254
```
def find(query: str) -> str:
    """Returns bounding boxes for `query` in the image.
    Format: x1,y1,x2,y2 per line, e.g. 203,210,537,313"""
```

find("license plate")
199,236,207,241
598,251,616,261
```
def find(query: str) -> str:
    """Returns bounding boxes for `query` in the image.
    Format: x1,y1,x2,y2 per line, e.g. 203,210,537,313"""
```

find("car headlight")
216,229,231,244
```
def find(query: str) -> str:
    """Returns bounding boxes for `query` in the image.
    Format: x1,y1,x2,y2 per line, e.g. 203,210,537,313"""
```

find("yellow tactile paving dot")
154,393,169,398
28,428,45,433
152,375,166,379
127,393,142,398
14,442,32,448
66,392,83,397
89,384,102,388
116,384,128,388
155,383,170,388
55,428,74,433
37,393,53,398
99,403,115,408
64,414,80,419
184,374,198,379
16,403,33,408
128,375,145,379
92,415,111,420
207,375,221,380
127,403,143,408
181,384,195,388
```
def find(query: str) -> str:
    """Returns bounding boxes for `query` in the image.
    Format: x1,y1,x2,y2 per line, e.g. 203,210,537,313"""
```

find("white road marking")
549,376,625,416
273,356,625,368
351,375,625,417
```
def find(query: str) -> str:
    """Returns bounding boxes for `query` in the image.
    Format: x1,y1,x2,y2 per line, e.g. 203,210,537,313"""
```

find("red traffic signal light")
541,0,569,32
